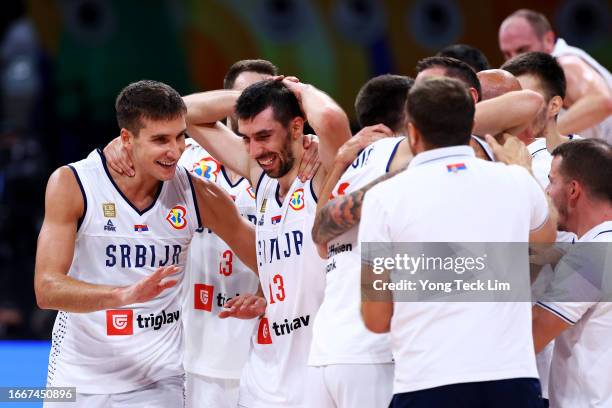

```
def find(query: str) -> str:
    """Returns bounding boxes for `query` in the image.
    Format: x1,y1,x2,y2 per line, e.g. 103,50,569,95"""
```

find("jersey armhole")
67,165,87,231
254,171,266,198
186,170,204,232
385,138,404,173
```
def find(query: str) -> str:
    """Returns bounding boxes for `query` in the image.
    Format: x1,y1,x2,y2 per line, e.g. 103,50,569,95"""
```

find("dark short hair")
407,77,474,148
552,139,612,202
501,52,566,100
223,59,279,90
508,9,553,38
437,44,490,72
355,74,415,133
115,80,186,135
235,79,304,127
416,56,482,101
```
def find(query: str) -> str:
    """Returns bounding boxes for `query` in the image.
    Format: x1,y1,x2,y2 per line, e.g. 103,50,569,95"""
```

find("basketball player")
311,56,545,247
179,59,275,408
307,74,413,408
502,52,579,189
184,77,351,407
34,80,256,408
499,9,612,142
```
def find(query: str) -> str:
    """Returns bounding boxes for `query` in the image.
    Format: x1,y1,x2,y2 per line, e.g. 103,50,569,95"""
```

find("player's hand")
218,293,267,320
336,124,392,168
485,134,532,173
298,134,321,182
116,265,181,305
104,136,135,177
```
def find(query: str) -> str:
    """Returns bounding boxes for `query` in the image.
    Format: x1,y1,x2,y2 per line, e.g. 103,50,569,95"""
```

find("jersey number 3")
268,274,286,304
219,250,233,276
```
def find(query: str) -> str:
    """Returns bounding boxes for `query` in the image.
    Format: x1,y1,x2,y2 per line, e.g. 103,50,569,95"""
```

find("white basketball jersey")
309,136,404,366
239,174,326,408
553,38,612,143
47,150,200,394
179,140,259,379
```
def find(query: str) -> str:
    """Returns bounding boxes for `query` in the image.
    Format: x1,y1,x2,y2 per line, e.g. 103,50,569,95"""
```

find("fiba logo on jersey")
192,156,221,181
257,317,273,344
106,310,134,335
289,188,305,211
166,205,187,229
194,284,214,312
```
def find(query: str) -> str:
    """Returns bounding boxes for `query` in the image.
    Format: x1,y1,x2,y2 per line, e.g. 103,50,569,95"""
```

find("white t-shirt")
179,141,259,379
309,136,403,366
537,220,612,408
47,150,200,394
239,174,326,408
359,145,547,394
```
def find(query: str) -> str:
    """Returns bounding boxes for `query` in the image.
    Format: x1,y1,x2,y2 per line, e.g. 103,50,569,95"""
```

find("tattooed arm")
311,165,406,245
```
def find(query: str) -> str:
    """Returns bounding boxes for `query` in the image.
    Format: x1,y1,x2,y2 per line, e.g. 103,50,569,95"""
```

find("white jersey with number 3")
239,174,325,408
179,140,259,379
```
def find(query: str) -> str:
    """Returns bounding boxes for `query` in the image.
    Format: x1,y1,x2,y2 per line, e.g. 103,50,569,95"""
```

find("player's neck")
574,201,612,239
223,167,242,184
108,165,162,211
277,165,300,202
543,122,563,152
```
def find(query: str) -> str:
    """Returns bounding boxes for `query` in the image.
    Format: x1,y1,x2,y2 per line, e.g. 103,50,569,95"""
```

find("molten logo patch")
106,310,133,335
166,205,187,229
194,284,214,312
257,317,273,344
289,188,305,211
192,156,221,181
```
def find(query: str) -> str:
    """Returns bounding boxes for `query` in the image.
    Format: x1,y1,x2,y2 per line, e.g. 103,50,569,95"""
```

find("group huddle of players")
34,8,611,408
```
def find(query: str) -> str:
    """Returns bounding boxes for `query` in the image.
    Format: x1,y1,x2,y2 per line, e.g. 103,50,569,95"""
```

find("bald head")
499,9,555,61
477,69,522,100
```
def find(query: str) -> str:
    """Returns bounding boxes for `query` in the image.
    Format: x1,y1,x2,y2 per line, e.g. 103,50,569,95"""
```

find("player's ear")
543,31,555,53
291,117,304,139
548,95,563,117
407,122,419,154
120,128,133,147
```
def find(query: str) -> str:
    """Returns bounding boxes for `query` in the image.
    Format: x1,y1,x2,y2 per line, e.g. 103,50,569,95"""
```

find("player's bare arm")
532,304,571,353
282,78,351,171
557,56,612,135
312,166,404,245
192,176,257,273
183,91,260,184
360,260,393,333
474,90,544,136
311,124,393,256
35,167,180,313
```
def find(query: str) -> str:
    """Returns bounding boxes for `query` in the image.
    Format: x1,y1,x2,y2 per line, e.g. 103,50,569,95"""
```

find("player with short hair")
35,80,256,407
437,43,491,72
499,9,612,141
184,77,351,407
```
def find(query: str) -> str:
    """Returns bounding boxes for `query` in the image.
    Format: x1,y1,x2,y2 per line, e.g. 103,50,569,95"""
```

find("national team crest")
166,205,187,229
289,188,305,211
192,156,221,181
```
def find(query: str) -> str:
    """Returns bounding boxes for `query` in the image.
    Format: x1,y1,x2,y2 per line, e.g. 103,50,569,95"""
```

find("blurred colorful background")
0,0,610,396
